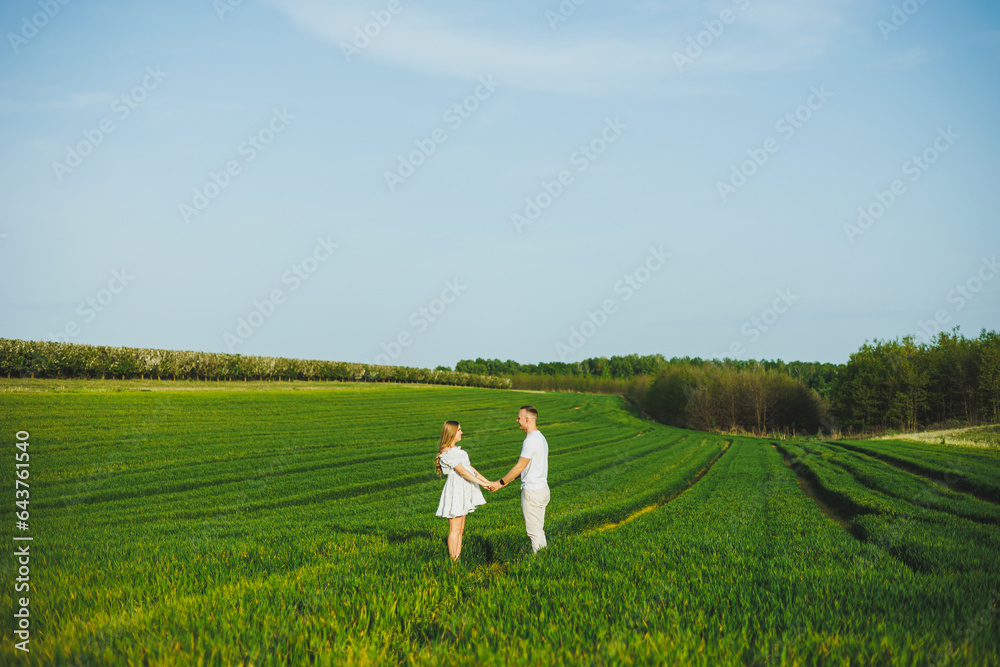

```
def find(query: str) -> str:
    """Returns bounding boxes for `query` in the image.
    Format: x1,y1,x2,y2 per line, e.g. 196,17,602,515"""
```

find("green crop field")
0,379,998,666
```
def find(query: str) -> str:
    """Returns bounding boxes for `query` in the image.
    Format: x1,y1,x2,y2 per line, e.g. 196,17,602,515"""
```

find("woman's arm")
467,465,493,486
454,464,492,487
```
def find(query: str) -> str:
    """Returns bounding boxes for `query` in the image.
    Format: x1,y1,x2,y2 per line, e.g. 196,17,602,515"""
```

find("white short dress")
436,446,487,519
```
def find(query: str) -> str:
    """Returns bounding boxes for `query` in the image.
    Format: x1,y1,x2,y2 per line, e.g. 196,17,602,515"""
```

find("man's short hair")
520,405,538,419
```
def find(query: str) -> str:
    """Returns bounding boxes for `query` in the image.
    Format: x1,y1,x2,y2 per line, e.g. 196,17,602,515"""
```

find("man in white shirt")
490,405,550,553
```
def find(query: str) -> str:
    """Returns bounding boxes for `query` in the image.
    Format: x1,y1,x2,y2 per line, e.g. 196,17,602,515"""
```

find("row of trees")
641,364,829,435
454,355,840,398
454,354,666,379
8,328,997,434
505,374,648,397
456,330,1000,434
455,354,830,435
0,339,512,389
831,329,1000,431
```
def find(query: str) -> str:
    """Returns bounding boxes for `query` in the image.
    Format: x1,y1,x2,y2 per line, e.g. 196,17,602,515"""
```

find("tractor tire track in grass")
69,426,682,524
39,447,432,510
311,435,693,533
774,442,1000,574
554,434,690,487
45,425,631,512
831,441,1000,506
772,444,868,542
583,439,732,534
818,447,1000,526
771,442,921,571
775,447,925,572
154,471,441,521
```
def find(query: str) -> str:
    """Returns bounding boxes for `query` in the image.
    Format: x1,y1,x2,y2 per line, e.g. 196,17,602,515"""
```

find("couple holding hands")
434,406,550,562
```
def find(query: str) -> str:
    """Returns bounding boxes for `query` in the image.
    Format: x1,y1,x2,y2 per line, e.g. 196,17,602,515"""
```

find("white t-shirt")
519,430,549,490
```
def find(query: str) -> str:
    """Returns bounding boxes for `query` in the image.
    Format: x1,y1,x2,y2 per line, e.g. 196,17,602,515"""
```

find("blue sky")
1,0,998,368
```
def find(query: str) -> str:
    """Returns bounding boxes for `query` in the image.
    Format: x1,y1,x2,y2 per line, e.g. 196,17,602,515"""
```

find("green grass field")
1,379,998,665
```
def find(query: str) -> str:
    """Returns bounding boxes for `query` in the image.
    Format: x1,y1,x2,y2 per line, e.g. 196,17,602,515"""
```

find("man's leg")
521,486,550,553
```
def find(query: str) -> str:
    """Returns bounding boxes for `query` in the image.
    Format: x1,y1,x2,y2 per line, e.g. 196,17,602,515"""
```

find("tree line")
831,329,1000,432
6,328,997,435
454,331,999,435
641,363,829,435
455,354,839,398
0,339,511,389
453,354,832,435
455,354,664,379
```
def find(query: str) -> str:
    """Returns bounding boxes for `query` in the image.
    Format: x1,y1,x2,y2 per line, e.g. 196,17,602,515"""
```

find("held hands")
484,480,502,493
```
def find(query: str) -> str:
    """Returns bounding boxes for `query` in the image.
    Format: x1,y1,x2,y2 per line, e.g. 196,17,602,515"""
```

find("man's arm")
498,457,531,487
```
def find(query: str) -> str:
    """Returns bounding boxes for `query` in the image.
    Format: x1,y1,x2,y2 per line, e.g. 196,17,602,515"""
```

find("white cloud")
263,0,851,94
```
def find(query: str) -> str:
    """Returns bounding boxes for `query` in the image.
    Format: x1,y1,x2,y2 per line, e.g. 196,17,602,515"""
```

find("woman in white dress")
435,421,497,562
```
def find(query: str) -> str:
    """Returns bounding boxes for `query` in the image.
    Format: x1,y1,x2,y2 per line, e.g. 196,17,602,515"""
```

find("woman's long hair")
435,421,460,476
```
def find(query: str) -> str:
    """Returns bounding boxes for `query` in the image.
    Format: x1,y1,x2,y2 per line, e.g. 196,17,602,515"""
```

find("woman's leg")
447,516,463,561
455,515,466,560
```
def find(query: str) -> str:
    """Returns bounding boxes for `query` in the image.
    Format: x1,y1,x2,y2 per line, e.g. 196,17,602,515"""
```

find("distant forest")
831,329,1000,432
0,339,511,389
455,355,838,398
454,328,1000,436
3,328,996,438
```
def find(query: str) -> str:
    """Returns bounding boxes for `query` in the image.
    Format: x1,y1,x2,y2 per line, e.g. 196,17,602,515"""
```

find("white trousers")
521,485,550,553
